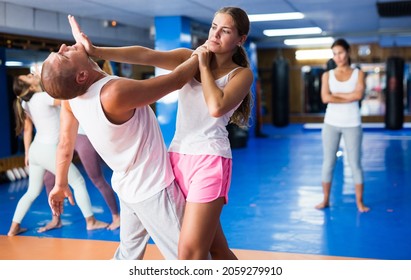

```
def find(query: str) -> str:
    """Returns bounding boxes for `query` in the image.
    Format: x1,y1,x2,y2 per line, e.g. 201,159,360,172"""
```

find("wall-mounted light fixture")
103,20,118,28
264,27,322,37
5,61,23,67
284,37,334,46
248,12,304,22
295,49,333,60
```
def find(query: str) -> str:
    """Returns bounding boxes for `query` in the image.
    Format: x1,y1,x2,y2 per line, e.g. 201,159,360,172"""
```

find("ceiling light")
263,27,322,37
284,37,334,46
103,20,118,28
248,12,304,22
5,61,23,67
295,49,333,60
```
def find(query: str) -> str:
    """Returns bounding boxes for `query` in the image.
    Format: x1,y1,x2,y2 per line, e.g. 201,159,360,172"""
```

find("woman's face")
332,45,349,67
207,13,243,54
19,73,40,88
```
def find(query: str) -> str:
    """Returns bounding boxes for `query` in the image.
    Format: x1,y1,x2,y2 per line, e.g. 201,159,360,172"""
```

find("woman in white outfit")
316,38,370,213
8,73,108,236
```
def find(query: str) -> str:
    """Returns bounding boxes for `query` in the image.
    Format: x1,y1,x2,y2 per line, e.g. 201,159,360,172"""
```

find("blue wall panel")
0,48,11,157
154,16,191,146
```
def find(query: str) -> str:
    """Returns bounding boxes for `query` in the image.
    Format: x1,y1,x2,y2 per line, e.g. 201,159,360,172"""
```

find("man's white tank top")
168,68,242,158
69,76,174,203
324,68,361,127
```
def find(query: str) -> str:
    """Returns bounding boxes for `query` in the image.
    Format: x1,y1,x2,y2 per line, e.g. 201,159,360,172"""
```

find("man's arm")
100,55,199,124
68,14,191,70
49,100,79,216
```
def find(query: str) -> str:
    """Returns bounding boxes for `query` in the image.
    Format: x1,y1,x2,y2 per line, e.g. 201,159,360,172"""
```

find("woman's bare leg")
355,183,370,212
8,222,27,236
315,182,331,209
209,222,237,260
178,198,224,260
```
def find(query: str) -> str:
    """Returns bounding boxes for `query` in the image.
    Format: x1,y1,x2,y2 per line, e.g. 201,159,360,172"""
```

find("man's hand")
68,15,95,56
48,185,75,216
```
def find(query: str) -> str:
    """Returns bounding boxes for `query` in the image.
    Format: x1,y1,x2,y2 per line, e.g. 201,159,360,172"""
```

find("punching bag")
385,57,404,130
304,68,326,113
272,57,289,127
326,58,336,71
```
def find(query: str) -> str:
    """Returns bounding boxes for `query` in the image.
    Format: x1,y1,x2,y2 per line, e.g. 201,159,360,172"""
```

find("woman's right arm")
321,71,353,104
68,15,191,70
321,71,332,104
23,117,33,166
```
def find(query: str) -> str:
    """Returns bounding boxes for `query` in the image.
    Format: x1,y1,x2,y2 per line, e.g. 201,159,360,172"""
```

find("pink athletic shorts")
169,152,232,204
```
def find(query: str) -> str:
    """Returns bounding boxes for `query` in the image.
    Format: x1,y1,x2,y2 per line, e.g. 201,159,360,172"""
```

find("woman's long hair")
218,7,253,128
12,76,35,136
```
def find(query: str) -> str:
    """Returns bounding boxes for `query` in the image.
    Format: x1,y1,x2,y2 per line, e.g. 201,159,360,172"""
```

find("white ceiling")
1,0,411,51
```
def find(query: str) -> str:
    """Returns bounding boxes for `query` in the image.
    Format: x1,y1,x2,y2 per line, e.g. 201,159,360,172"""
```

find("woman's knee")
178,240,208,260
69,174,86,189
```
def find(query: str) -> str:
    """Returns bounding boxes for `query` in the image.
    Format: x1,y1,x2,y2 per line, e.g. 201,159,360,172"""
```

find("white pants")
321,123,363,184
113,181,185,260
12,139,93,223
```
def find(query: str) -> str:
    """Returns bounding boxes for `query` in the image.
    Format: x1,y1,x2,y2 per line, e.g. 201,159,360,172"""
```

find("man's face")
42,42,89,99
46,42,88,71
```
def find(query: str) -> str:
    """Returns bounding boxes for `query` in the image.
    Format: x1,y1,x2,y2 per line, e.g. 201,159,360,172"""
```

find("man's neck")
89,69,108,86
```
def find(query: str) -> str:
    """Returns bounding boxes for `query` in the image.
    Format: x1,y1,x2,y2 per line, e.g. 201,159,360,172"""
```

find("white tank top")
168,68,242,158
22,92,60,144
324,68,361,127
69,76,174,203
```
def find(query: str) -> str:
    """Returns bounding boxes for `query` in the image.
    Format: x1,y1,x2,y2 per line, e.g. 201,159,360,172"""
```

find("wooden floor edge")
0,235,366,260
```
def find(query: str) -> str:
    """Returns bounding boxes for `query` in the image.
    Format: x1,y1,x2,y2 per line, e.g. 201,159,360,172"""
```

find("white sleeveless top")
69,76,174,203
22,92,60,145
168,68,242,158
324,68,361,127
